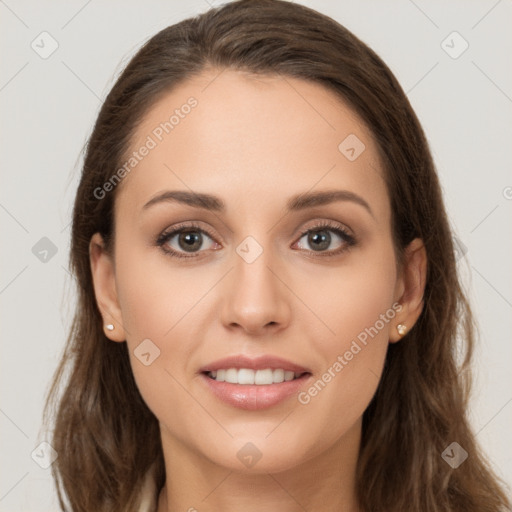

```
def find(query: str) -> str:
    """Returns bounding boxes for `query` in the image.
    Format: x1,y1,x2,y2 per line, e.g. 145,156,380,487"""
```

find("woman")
43,0,511,511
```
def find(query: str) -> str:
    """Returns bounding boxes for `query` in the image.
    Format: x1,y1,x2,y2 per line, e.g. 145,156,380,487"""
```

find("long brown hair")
43,1,511,510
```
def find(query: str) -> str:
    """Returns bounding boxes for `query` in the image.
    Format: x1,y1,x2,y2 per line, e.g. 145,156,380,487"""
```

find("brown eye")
175,231,204,252
294,222,356,256
156,223,220,259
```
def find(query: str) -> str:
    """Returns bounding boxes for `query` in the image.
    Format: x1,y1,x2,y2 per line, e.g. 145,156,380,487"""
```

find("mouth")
199,369,312,410
203,368,310,385
198,354,312,409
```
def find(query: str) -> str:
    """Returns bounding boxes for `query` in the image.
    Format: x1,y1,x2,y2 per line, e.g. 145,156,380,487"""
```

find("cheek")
112,243,224,424
295,244,397,446
310,237,398,346
114,242,210,340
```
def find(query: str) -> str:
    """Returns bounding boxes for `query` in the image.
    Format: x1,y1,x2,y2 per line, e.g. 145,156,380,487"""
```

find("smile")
200,371,312,410
205,368,307,385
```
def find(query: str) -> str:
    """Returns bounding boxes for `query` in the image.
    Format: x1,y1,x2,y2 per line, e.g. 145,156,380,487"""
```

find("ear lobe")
89,232,126,342
389,238,427,343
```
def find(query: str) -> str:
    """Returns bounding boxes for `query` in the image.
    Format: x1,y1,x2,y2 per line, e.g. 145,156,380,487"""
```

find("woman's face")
91,68,418,474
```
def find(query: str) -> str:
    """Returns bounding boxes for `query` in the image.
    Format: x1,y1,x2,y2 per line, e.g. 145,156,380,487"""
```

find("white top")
137,465,158,512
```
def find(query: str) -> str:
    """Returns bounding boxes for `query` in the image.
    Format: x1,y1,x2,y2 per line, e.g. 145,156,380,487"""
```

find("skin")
90,68,427,512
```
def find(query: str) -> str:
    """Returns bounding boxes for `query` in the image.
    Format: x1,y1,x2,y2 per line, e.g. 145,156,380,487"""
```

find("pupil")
309,230,330,251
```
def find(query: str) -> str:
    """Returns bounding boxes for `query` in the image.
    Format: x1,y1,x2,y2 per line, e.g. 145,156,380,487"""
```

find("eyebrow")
142,189,374,218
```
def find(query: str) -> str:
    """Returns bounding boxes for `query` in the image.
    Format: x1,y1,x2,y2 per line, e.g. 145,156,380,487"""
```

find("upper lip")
199,355,311,374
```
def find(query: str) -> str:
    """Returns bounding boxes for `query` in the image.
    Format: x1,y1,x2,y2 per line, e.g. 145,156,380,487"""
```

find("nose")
219,243,291,336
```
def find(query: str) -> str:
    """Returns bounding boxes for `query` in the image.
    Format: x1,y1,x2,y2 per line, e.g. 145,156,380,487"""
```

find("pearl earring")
105,324,115,331
397,324,407,336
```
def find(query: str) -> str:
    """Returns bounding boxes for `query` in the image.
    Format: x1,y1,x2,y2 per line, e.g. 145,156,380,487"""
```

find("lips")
198,354,312,410
199,372,312,410
199,354,311,374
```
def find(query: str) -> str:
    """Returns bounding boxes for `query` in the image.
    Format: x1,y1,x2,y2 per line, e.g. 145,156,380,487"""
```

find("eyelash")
155,220,357,260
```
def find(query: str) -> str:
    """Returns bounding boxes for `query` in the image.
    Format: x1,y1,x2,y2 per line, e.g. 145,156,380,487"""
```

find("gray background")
1,0,511,509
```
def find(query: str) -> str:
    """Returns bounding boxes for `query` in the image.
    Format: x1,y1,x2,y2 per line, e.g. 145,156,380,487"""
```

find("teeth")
207,368,303,385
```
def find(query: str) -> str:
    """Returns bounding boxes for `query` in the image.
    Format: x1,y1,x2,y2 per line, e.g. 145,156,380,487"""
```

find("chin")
203,439,311,475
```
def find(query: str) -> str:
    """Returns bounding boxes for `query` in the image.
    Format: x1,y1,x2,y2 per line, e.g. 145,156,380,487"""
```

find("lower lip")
199,372,312,410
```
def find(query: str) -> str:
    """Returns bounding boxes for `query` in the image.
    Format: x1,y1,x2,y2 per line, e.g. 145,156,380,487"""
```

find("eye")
293,220,356,256
156,220,357,260
156,222,220,259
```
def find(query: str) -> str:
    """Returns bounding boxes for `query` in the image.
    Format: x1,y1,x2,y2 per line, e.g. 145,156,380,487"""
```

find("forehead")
115,68,388,220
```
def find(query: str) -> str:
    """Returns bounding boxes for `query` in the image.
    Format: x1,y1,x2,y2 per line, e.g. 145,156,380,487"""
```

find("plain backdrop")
1,0,511,510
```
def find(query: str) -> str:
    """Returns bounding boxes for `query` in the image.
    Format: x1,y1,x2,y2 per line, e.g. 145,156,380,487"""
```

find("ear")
389,237,427,343
89,232,126,342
